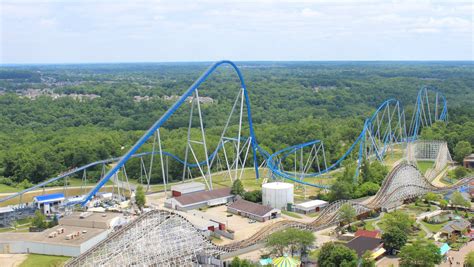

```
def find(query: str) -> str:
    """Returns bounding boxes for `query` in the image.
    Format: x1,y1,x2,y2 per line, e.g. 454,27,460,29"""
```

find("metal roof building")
294,199,328,214
33,193,65,215
0,212,126,257
164,188,233,211
34,193,65,204
227,199,280,222
171,182,206,197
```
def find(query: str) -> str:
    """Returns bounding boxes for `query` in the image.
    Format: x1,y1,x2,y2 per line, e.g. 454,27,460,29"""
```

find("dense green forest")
0,62,473,192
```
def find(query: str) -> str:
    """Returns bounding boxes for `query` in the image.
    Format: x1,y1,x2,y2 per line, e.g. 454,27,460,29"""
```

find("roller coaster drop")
0,60,449,206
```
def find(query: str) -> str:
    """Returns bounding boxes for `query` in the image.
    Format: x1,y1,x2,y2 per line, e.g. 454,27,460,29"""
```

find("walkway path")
440,241,474,267
415,208,442,238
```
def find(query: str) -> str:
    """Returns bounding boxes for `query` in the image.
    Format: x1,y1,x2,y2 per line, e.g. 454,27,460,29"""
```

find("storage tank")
262,182,294,209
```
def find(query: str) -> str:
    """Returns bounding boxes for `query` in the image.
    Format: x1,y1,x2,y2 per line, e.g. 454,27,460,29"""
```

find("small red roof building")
355,229,381,239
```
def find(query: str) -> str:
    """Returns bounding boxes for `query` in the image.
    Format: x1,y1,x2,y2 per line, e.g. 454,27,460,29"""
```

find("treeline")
0,62,473,189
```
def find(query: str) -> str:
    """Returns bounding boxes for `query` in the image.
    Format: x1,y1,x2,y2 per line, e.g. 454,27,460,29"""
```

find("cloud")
301,8,322,17
1,0,472,63
39,18,57,27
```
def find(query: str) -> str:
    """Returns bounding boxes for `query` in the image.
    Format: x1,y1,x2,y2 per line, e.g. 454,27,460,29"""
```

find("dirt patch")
0,254,28,267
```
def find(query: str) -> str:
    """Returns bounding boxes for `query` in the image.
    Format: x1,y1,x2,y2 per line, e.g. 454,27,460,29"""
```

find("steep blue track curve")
81,60,259,206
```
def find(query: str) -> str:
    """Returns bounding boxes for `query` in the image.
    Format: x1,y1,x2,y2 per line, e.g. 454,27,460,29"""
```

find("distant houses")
18,89,100,101
133,95,215,104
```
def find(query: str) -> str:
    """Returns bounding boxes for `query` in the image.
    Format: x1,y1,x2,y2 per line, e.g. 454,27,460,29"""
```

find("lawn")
421,221,447,233
383,147,404,168
19,254,70,267
417,160,434,175
0,227,15,233
364,220,377,231
0,183,19,193
146,167,335,200
145,167,265,193
282,210,303,219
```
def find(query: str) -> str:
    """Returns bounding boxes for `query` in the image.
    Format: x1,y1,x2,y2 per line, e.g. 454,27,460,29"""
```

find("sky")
1,0,473,63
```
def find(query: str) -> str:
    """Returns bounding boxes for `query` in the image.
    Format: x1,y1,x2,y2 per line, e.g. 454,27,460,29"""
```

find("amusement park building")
262,182,294,210
345,236,385,259
0,207,14,227
227,199,280,222
294,199,328,214
33,193,65,215
0,212,125,257
464,154,474,169
171,182,206,197
164,188,234,211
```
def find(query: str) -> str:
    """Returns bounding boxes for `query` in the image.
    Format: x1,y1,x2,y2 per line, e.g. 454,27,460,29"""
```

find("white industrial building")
0,212,126,257
262,182,294,209
164,188,234,211
294,199,328,214
171,182,206,197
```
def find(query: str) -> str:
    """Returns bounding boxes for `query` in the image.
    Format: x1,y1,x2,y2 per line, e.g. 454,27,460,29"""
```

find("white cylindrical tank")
262,182,294,209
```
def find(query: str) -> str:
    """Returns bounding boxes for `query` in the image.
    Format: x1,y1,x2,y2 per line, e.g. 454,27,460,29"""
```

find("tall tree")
382,227,408,255
317,242,358,267
399,239,442,267
266,230,289,256
450,191,470,210
454,166,467,179
135,185,146,210
381,211,414,233
231,179,245,197
361,251,375,267
465,251,474,267
338,203,357,227
265,228,315,257
32,210,47,229
453,140,472,162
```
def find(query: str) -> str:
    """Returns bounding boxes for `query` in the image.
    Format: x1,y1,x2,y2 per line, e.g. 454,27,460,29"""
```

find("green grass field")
383,147,404,168
421,221,447,233
0,183,19,193
364,220,377,231
417,160,434,174
19,254,70,267
282,210,303,219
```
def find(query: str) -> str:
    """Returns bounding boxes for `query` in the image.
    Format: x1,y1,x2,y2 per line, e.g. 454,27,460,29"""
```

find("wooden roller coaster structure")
66,162,472,266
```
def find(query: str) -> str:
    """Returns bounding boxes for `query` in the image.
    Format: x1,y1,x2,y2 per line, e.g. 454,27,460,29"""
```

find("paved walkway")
415,208,442,238
440,241,474,267
0,254,28,267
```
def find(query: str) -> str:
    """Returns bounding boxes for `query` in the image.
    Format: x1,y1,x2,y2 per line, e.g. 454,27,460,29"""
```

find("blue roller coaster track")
0,60,448,206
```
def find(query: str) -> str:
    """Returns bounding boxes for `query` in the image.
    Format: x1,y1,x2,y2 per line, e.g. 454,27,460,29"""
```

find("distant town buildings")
133,95,215,104
163,95,215,104
133,95,153,102
18,89,100,101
